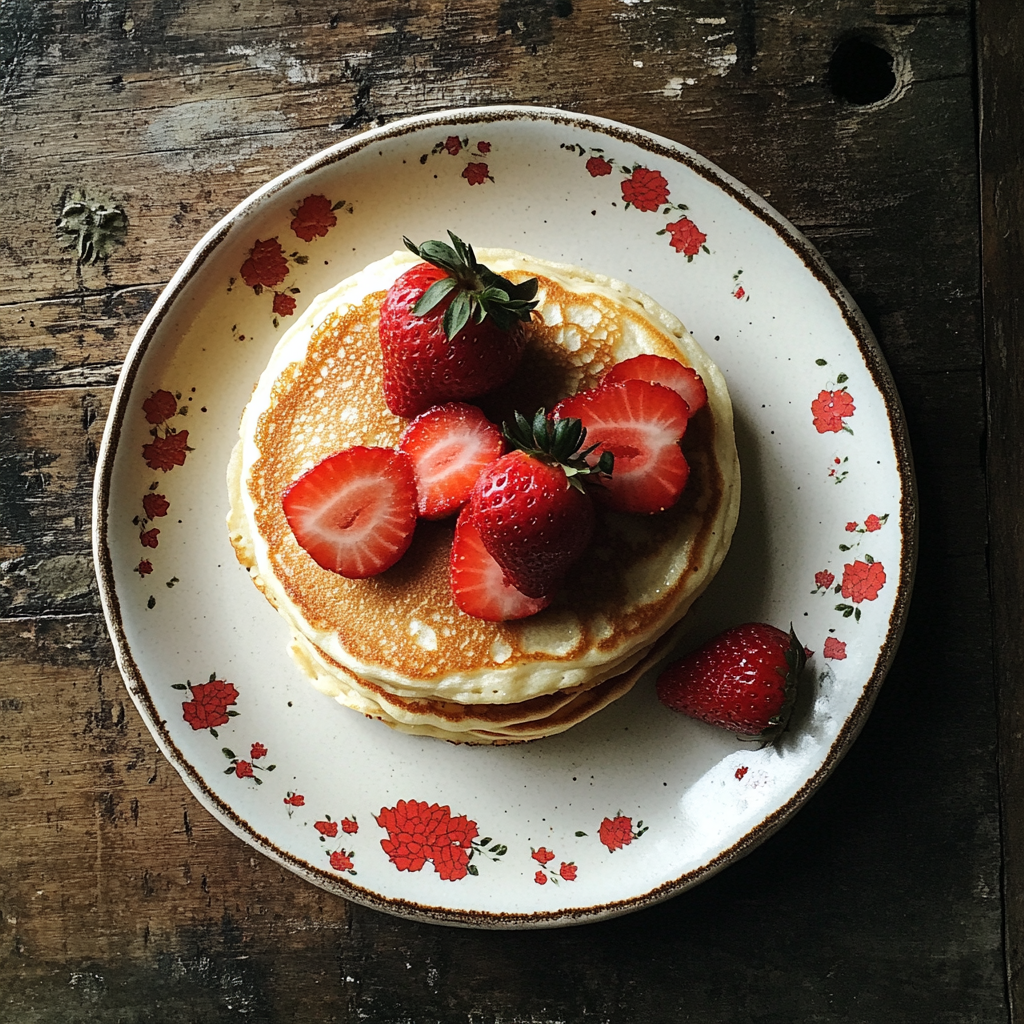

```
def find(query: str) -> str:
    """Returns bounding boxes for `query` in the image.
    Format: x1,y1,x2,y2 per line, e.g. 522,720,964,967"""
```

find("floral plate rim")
92,104,917,928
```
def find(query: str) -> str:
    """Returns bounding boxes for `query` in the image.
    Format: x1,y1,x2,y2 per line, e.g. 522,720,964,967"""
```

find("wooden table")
3,1,1021,1020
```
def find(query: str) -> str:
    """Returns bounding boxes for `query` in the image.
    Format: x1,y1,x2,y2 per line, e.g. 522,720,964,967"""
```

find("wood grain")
0,0,1010,1020
978,0,1024,1016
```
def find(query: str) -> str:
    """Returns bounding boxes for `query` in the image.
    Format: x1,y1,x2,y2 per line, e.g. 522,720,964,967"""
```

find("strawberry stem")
404,231,539,339
761,625,807,742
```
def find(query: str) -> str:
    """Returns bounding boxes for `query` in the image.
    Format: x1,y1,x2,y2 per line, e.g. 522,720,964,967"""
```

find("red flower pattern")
477,140,491,153
234,760,254,779
815,570,835,590
283,793,305,807
250,742,267,760
823,637,847,660
446,813,478,846
142,493,169,519
666,217,706,256
620,167,669,211
845,521,858,532
433,842,471,881
181,679,239,731
462,162,490,186
341,817,359,834
142,390,178,424
142,430,190,472
598,815,635,852
841,560,886,603
376,800,441,872
240,238,289,291
734,286,745,299
735,766,749,780
330,850,354,872
531,845,577,884
315,820,339,837
375,799,480,881
811,389,855,433
828,455,849,482
273,292,296,317
865,514,883,532
586,155,612,177
443,135,462,155
136,392,187,580
290,194,337,242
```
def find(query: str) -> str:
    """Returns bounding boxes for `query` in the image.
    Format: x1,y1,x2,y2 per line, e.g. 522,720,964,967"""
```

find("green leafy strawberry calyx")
762,624,807,740
503,408,614,493
404,231,540,340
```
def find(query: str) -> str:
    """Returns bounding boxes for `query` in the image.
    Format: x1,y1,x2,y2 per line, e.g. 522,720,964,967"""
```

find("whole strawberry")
468,409,613,599
656,623,806,738
378,232,539,417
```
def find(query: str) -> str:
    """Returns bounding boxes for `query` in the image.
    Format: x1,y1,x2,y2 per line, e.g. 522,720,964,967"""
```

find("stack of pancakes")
227,249,740,743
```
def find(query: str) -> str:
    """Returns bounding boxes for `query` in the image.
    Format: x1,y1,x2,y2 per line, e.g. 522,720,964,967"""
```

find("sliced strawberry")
553,378,690,515
397,403,505,519
603,354,707,415
282,447,417,578
450,511,552,621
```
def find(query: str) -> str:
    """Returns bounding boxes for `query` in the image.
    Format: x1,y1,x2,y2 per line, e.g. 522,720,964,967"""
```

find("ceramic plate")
93,106,915,928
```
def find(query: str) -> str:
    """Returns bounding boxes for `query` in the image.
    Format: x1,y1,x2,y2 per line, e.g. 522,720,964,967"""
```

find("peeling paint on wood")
57,198,129,266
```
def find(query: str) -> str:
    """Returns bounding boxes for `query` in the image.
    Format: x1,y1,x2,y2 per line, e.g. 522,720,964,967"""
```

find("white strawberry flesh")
397,402,505,519
282,446,418,578
554,378,691,515
603,353,708,415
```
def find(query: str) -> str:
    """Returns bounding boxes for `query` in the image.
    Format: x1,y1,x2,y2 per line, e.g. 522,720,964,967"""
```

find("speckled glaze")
92,106,915,928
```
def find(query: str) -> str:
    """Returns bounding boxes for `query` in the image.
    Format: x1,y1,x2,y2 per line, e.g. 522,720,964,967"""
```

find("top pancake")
229,249,740,706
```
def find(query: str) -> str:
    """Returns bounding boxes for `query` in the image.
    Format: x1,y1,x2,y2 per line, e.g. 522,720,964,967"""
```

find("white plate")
93,106,915,928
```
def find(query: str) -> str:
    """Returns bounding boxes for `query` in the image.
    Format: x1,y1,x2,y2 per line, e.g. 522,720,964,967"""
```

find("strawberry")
553,378,690,514
603,353,708,414
468,409,613,599
378,232,539,417
281,446,417,578
655,623,806,738
397,402,505,519
450,510,552,621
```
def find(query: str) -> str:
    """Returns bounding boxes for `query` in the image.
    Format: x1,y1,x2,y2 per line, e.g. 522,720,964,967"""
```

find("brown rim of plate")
91,104,917,930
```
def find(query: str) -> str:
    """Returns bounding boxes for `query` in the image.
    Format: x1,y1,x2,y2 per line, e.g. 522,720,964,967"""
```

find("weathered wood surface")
979,0,1024,1019
0,0,1010,1021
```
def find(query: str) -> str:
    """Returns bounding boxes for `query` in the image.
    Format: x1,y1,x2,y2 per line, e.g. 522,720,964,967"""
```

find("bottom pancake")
286,623,684,744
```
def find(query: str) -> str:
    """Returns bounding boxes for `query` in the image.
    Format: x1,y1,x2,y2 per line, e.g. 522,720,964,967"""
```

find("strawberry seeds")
279,233,705,620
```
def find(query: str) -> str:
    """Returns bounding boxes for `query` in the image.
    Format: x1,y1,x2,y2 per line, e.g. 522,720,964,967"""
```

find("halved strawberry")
450,510,552,621
553,378,690,514
397,402,505,519
603,353,708,415
282,446,417,578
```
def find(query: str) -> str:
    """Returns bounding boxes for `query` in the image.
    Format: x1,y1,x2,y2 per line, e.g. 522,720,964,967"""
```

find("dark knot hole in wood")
829,33,897,106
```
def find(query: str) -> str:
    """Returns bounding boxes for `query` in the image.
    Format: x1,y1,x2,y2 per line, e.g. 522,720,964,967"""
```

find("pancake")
228,248,740,742
285,627,656,743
